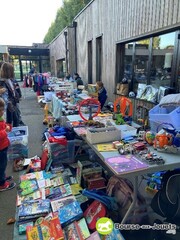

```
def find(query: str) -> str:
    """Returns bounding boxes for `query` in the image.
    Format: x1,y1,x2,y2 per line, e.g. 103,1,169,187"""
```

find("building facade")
49,0,180,101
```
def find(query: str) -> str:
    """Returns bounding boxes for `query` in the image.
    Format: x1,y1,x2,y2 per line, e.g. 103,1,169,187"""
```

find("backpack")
106,176,147,224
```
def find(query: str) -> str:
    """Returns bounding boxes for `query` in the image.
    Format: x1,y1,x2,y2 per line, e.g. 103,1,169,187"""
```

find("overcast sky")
0,0,62,46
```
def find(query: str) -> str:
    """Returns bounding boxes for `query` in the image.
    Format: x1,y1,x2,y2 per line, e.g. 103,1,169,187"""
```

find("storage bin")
8,126,29,160
86,126,121,144
149,105,180,130
116,124,137,139
45,132,81,164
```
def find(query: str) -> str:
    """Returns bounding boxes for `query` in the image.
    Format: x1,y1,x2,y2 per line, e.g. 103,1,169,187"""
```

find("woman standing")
0,62,19,127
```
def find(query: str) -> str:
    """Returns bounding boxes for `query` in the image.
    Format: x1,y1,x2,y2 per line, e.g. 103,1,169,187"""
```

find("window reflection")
124,43,133,80
134,39,150,91
150,32,175,88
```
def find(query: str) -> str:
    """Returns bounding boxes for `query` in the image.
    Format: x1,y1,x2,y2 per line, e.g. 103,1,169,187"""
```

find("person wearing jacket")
0,98,16,191
96,81,107,109
74,73,84,89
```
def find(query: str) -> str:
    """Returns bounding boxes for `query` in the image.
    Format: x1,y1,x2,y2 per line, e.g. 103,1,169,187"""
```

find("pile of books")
15,160,125,239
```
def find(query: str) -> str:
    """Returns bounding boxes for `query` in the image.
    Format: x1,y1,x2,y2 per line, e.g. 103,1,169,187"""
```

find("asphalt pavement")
0,86,45,240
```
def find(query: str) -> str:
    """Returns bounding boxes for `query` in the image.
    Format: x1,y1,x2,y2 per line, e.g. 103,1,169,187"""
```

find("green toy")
113,104,125,125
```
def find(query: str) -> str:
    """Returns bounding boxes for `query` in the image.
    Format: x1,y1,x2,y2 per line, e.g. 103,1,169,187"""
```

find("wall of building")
49,29,66,76
49,0,180,101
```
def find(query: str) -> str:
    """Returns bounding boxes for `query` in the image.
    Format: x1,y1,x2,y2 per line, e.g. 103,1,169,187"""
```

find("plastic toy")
79,98,101,121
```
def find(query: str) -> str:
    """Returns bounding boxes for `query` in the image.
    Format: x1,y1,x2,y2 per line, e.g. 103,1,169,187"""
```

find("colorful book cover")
64,221,83,240
70,184,83,195
63,175,77,185
75,194,88,204
20,171,44,181
26,225,42,240
96,143,116,152
87,231,101,240
105,155,148,174
50,195,76,212
77,218,90,239
49,216,64,240
100,228,125,240
17,189,45,206
18,199,50,220
53,183,72,199
19,222,34,235
20,172,36,182
18,179,39,196
51,176,64,187
62,168,73,177
58,201,83,227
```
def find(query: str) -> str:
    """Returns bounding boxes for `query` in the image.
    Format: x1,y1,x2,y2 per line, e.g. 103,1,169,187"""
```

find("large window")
124,43,133,80
116,30,179,93
150,32,175,88
134,39,150,91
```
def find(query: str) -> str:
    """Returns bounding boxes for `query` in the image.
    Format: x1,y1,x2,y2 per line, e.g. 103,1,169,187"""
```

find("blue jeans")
0,147,8,186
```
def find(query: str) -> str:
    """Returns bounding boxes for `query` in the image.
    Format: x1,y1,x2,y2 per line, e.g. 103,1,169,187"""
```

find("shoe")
0,182,16,192
5,176,13,182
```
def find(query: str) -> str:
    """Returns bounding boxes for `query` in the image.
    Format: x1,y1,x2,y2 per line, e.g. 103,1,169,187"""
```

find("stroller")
150,169,180,240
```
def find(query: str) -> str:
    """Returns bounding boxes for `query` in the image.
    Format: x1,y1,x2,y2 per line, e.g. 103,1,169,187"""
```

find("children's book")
53,183,72,199
70,184,83,195
20,171,44,181
58,201,83,227
105,155,149,174
96,143,116,152
100,228,125,240
18,199,50,220
75,194,88,204
76,161,83,185
61,168,73,177
16,189,45,206
26,225,42,240
26,218,64,240
51,175,64,187
50,195,76,212
87,231,101,240
63,175,77,185
49,216,64,240
64,221,84,240
77,218,91,239
18,222,34,235
18,179,39,196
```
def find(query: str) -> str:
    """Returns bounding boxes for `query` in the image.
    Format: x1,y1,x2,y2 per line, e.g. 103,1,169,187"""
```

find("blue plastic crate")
149,105,180,130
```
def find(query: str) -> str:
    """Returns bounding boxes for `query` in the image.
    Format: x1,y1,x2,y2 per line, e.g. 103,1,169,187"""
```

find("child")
96,81,107,109
0,98,16,191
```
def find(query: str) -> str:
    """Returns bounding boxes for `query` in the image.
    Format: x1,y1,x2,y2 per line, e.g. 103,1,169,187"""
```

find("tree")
43,0,91,44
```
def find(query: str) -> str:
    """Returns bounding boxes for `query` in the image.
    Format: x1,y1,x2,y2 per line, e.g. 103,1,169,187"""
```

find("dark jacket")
98,87,107,109
76,77,84,88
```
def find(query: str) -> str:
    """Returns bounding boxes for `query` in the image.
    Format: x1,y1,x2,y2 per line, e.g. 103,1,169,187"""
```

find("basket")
86,126,121,144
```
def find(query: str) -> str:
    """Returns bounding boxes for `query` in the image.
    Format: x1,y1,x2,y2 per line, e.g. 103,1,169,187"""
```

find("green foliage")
43,0,91,44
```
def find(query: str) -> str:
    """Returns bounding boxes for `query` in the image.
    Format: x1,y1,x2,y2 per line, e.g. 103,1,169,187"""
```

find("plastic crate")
45,132,80,164
149,105,180,130
8,126,29,160
86,126,121,144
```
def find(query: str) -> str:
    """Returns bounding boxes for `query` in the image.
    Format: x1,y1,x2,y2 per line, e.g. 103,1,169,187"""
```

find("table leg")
121,176,138,224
